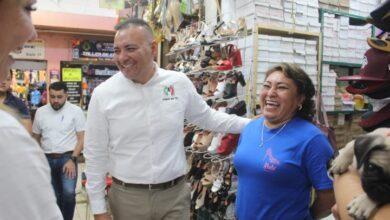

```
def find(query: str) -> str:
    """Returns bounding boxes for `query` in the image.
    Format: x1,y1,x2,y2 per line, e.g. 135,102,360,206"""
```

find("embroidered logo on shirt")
164,85,175,96
263,148,280,172
162,85,178,101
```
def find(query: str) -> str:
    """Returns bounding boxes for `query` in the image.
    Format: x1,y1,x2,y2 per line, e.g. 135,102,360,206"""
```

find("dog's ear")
354,134,386,169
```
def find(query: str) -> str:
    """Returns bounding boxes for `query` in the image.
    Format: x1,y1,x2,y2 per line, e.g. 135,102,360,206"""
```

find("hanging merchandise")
30,88,41,107
10,68,47,107
30,70,38,84
38,70,46,83
180,0,197,16
168,0,183,32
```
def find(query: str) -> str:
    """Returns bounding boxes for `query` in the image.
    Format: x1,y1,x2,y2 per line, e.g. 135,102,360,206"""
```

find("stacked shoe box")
234,0,320,32
321,64,338,111
349,0,381,16
253,34,319,97
322,14,371,64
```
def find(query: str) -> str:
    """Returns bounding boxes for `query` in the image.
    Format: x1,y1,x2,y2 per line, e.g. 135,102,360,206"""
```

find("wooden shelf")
327,109,368,115
256,24,320,40
319,8,367,21
323,61,361,68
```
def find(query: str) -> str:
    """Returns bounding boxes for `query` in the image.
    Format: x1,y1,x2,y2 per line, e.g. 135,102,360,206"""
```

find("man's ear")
151,40,158,57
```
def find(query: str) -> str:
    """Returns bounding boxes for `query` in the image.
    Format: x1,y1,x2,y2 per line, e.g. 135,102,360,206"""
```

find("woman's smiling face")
260,70,303,127
0,0,38,81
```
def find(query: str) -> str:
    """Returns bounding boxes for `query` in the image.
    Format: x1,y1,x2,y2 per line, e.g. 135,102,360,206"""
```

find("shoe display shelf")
167,22,248,219
318,8,376,149
166,36,242,56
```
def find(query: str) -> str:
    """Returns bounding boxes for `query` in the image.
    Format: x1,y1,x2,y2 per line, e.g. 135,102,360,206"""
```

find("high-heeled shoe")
195,184,207,210
235,71,246,87
195,131,214,152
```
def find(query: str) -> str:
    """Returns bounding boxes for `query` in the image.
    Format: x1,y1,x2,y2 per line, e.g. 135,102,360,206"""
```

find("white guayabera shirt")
84,65,250,214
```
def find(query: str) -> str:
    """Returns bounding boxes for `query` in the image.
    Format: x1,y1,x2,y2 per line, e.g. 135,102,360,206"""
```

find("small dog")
329,128,390,219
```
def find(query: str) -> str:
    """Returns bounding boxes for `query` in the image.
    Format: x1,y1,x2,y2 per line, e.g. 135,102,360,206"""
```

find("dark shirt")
3,91,30,119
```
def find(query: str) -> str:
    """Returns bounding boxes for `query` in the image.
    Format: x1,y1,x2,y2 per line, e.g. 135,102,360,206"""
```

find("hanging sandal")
208,133,223,154
195,131,214,152
195,184,207,209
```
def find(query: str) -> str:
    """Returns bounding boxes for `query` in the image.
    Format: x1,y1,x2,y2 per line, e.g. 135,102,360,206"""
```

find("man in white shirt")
32,82,86,220
84,18,250,220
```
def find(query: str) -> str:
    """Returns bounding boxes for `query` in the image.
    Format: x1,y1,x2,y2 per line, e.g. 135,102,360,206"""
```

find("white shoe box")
322,86,336,96
269,7,284,21
322,76,336,86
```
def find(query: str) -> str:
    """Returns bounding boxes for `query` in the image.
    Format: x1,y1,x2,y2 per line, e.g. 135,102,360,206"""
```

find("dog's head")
354,128,390,204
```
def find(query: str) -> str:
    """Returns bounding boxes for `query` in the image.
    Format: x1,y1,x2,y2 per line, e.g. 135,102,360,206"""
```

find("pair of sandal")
191,130,214,152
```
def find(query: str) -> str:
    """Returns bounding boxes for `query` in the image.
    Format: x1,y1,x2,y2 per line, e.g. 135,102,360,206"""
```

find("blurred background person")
0,70,32,133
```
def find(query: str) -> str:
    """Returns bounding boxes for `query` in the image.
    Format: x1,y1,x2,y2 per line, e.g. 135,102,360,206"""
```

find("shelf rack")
322,61,361,68
318,8,375,95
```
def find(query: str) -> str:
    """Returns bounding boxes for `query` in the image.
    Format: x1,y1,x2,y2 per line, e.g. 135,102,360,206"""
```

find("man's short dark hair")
114,18,153,36
49,82,68,93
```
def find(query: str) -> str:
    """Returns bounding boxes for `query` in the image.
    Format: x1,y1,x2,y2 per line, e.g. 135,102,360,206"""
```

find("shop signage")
62,68,82,82
91,65,118,76
64,82,82,105
74,40,115,59
10,39,45,60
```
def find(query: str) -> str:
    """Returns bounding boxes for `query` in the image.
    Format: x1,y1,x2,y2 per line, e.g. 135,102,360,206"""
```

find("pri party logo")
164,85,175,96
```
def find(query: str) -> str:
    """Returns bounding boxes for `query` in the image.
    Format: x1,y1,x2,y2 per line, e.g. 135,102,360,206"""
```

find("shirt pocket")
158,85,185,129
60,117,74,133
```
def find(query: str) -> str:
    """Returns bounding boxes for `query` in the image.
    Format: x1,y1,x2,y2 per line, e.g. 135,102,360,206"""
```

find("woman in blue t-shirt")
234,63,335,220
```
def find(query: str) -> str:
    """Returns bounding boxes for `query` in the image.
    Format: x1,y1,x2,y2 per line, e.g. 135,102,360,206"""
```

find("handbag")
314,94,338,153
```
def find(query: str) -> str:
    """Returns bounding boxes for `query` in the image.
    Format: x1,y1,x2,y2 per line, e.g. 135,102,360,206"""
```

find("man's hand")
94,213,112,220
62,159,77,179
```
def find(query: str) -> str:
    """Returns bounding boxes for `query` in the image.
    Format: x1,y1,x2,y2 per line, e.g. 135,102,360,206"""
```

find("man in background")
33,81,86,220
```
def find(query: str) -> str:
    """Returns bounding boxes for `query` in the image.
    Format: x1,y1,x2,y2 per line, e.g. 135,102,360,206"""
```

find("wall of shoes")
167,19,248,219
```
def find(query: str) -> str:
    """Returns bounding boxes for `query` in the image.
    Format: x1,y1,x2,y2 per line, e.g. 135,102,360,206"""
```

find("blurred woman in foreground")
0,0,62,219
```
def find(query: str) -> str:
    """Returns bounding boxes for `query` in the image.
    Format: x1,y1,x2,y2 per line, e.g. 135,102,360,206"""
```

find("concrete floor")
73,163,94,220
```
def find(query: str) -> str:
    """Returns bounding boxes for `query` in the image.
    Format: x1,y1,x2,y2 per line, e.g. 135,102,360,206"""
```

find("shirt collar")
49,101,68,112
124,62,160,87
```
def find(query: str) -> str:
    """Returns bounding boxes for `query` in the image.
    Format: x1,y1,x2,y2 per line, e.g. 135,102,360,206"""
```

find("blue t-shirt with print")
234,116,334,220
